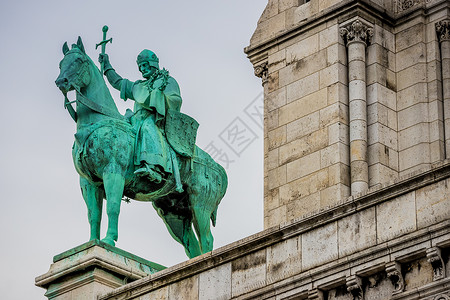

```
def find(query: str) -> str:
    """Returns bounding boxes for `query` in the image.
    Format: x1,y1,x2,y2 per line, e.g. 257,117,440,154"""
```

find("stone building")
37,0,450,299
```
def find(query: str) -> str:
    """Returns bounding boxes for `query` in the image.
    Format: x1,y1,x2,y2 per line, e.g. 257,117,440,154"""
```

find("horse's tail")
210,162,227,227
188,147,228,225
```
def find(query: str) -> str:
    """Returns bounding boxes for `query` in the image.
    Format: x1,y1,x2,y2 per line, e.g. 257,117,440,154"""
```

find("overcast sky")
0,1,266,298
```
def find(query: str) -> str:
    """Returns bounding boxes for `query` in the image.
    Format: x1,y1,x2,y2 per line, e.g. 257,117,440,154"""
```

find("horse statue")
55,37,227,258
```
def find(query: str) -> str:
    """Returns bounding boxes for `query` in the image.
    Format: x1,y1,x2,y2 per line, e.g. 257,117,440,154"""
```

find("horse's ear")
62,42,69,55
77,36,86,53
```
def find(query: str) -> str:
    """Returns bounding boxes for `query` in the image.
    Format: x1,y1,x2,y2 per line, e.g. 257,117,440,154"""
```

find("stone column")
340,19,373,195
436,20,450,158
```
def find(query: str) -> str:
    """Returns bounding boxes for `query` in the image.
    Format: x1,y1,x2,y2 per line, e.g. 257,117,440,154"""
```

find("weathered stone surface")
320,24,340,49
267,236,302,283
318,0,342,11
302,222,338,270
139,287,168,300
397,63,427,90
327,82,348,105
268,164,287,190
396,22,425,52
268,125,287,150
279,127,328,165
398,122,429,151
281,87,327,125
286,111,320,142
397,82,427,111
268,48,286,73
396,42,426,71
266,86,286,112
168,275,199,300
320,183,350,207
286,191,321,220
363,273,394,300
319,63,347,89
367,123,398,150
416,178,450,229
231,249,267,297
399,143,430,171
338,207,377,257
284,72,321,103
280,168,329,203
403,257,433,291
199,263,231,300
398,102,429,131
286,150,321,182
286,34,319,63
321,142,349,168
290,49,328,82
319,102,349,128
376,191,417,243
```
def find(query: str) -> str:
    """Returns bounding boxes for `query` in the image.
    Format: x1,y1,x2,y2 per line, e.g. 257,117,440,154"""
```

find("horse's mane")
69,46,121,117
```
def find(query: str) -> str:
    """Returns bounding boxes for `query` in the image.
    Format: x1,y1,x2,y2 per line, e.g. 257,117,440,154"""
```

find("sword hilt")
96,25,112,73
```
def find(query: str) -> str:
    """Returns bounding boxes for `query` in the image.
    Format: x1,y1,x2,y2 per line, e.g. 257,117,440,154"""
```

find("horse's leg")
191,202,214,254
101,163,125,246
80,177,103,241
152,204,201,258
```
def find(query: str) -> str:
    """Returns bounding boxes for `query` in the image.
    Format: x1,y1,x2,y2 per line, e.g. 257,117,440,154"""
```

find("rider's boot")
134,163,163,184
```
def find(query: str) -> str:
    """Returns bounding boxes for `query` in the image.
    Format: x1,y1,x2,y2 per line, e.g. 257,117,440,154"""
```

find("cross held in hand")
96,25,112,73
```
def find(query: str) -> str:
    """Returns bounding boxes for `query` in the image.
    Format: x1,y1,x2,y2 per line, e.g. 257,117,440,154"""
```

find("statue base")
35,240,165,300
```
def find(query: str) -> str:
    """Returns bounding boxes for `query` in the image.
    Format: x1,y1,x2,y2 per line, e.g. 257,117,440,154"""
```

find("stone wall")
98,161,450,300
245,0,450,228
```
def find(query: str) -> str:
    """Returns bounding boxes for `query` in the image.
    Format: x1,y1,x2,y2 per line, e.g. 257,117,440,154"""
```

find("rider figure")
99,50,182,184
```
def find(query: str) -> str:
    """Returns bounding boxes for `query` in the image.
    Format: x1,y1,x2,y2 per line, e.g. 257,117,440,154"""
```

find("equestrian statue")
55,31,227,259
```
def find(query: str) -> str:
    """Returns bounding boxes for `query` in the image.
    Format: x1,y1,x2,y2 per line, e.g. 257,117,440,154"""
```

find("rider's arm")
99,54,134,101
104,68,123,91
164,77,182,111
102,63,123,91
99,53,123,90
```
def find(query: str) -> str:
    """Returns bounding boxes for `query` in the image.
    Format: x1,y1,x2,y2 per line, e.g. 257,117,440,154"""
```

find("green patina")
55,32,227,259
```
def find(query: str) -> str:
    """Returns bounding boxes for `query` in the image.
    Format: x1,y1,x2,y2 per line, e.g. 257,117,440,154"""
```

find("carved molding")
254,61,268,86
339,19,374,47
427,247,446,281
308,288,324,300
434,294,450,300
386,261,405,295
436,20,450,43
395,0,433,13
346,275,363,300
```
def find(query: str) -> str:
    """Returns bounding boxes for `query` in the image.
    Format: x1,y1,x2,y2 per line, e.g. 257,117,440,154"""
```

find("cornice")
245,0,395,64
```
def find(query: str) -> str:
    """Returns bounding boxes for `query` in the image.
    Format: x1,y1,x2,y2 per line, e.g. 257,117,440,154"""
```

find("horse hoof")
101,238,115,246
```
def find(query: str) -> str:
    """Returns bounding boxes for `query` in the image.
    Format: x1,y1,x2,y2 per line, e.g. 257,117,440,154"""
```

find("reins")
62,58,124,122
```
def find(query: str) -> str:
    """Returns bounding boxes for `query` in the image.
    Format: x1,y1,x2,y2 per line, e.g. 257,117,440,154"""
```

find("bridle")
61,53,124,122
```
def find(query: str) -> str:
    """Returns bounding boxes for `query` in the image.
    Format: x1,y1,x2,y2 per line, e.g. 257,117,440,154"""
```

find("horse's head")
56,37,92,94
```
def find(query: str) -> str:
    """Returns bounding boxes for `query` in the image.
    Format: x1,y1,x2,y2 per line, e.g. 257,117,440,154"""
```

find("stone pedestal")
35,240,165,300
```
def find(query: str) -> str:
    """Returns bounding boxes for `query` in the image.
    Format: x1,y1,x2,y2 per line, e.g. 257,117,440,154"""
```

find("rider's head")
137,49,159,79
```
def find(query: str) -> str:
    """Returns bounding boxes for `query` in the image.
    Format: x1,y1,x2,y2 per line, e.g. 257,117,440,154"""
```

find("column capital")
436,20,450,43
340,19,374,47
254,61,268,86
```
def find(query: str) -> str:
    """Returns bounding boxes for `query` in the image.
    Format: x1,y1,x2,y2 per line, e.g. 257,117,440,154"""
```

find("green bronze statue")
55,34,227,259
